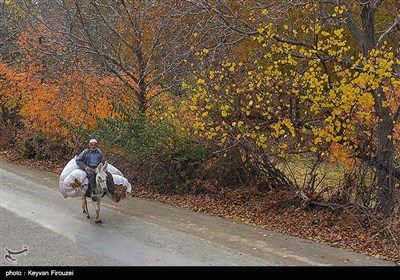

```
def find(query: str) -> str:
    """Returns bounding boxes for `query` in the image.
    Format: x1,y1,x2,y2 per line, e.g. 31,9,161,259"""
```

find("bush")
23,133,70,161
74,107,208,194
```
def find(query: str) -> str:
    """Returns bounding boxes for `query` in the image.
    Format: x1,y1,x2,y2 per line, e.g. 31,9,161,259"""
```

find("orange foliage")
5,23,170,145
329,143,355,168
390,85,400,148
0,62,28,105
19,71,129,141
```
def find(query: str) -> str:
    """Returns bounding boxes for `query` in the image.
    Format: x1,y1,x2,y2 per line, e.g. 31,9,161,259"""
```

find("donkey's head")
95,161,108,193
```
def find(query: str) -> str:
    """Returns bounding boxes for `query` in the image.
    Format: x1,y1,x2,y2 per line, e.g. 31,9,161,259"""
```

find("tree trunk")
357,1,395,216
374,88,395,216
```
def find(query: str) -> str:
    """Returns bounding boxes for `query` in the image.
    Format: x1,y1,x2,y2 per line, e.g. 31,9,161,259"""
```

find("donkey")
81,161,109,224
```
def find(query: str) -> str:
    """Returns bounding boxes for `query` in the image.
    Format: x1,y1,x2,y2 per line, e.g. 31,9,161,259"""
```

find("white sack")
59,157,80,197
106,174,132,203
59,155,125,199
107,164,124,177
61,169,88,198
112,174,132,193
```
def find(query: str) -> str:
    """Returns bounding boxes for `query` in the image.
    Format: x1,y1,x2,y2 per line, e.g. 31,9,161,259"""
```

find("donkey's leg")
94,199,102,224
82,196,90,219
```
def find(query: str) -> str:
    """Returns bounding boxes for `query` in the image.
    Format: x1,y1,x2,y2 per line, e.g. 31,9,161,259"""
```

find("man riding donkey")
76,139,119,202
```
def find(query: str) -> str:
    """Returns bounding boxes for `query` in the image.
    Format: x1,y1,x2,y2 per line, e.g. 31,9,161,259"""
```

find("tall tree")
15,0,199,115
186,0,400,215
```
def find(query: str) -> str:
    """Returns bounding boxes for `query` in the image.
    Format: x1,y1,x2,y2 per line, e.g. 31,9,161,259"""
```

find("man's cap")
89,139,98,144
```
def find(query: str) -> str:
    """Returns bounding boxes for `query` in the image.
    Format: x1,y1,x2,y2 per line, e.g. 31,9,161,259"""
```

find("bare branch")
376,16,399,48
373,0,385,9
273,35,314,49
341,3,366,54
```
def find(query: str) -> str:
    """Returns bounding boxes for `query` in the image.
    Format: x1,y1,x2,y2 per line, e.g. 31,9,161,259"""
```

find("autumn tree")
12,0,201,115
0,1,27,148
0,1,18,62
6,0,210,159
185,0,400,216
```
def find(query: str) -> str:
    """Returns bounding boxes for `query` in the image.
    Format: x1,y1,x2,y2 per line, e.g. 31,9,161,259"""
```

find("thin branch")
341,3,366,54
273,35,314,49
373,0,385,10
376,16,399,48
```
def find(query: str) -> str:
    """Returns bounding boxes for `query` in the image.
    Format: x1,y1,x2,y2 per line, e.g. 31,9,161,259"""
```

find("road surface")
0,157,395,266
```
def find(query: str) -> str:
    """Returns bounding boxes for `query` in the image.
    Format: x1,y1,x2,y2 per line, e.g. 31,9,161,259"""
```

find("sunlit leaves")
184,2,399,165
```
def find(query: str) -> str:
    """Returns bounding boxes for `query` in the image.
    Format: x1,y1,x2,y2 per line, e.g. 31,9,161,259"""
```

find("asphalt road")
0,157,396,267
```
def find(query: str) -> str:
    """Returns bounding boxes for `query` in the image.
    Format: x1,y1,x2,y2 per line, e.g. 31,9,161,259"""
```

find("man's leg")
106,171,115,194
86,169,96,196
